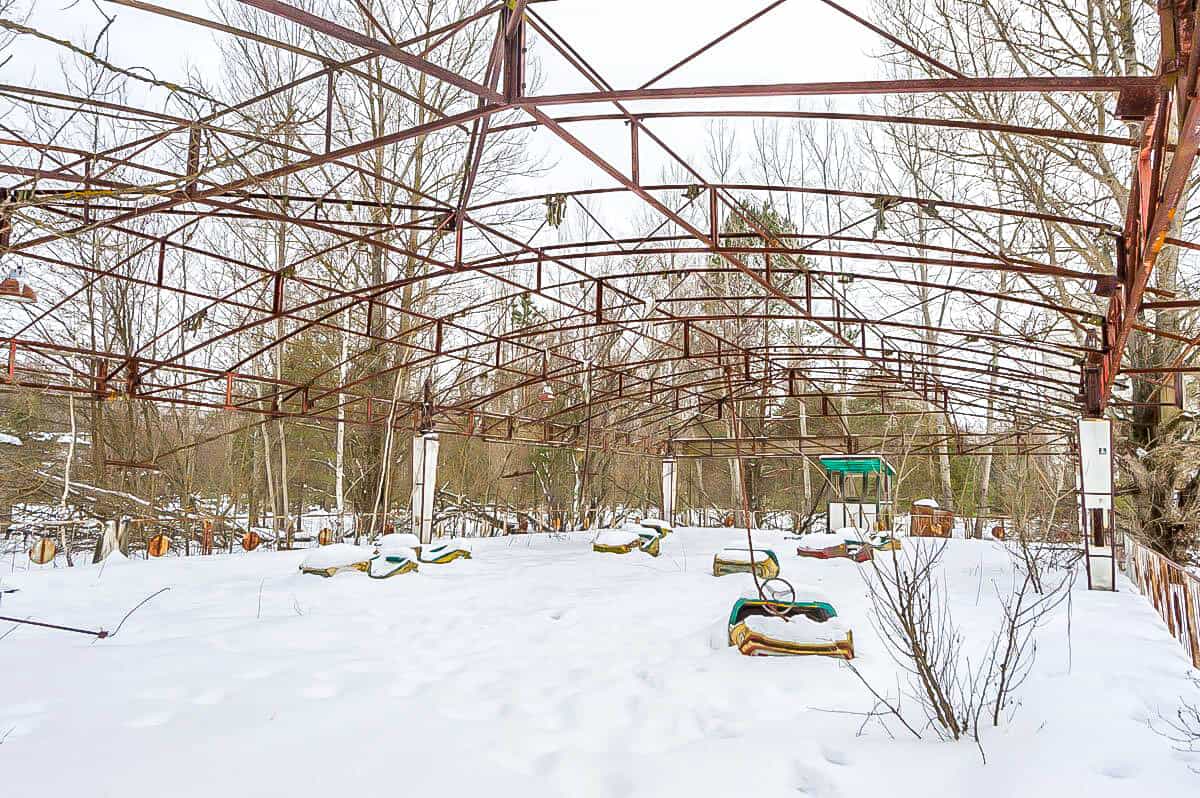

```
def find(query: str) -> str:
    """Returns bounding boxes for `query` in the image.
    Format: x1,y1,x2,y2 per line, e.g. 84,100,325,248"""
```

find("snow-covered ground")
1,529,1197,797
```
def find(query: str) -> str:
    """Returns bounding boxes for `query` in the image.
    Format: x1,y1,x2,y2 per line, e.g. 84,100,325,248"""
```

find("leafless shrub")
862,539,981,742
1158,675,1200,771
860,536,1075,755
978,559,1074,727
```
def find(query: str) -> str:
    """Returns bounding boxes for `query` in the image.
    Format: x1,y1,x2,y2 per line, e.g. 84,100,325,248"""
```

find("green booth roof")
817,455,896,477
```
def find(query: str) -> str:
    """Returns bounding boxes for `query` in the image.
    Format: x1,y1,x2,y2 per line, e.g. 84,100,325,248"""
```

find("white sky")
5,0,882,192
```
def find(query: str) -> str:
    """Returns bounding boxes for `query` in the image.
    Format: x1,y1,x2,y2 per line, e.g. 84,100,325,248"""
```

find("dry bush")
857,536,1075,755
1159,675,1200,771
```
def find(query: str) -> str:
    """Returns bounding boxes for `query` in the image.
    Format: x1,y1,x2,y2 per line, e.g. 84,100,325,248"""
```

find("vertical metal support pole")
709,187,719,247
410,432,440,545
1078,417,1116,590
501,4,525,103
661,457,678,526
630,120,640,184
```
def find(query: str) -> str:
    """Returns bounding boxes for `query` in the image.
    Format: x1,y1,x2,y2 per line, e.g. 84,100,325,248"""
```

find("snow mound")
640,518,670,530
300,544,372,570
913,498,939,508
595,529,642,547
377,533,421,552
743,614,849,644
716,547,773,563
834,526,867,542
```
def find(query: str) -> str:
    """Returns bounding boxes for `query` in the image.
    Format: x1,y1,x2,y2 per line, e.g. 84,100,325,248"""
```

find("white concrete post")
1078,418,1115,590
661,457,678,525
410,432,440,544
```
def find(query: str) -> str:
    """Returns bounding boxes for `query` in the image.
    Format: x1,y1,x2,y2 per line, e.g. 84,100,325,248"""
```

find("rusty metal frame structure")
0,0,1197,463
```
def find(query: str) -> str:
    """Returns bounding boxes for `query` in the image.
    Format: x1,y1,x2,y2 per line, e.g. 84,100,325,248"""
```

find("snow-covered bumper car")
639,518,672,538
726,596,854,659
712,547,781,579
796,532,873,562
367,549,419,579
299,544,374,577
418,541,472,564
593,529,661,557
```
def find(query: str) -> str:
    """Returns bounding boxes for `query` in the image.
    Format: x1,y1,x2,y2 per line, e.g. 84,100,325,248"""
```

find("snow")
914,498,940,508
298,544,373,570
743,614,849,644
640,518,671,531
797,532,850,549
834,526,867,542
594,529,643,547
717,547,774,563
0,432,21,446
0,529,1198,797
376,533,420,552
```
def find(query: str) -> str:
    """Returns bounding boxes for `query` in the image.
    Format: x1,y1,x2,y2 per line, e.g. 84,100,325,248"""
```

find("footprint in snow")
794,763,843,797
821,747,851,767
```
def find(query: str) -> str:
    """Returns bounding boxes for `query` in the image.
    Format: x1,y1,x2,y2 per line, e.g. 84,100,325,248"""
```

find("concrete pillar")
1077,417,1115,590
661,457,678,525
410,432,440,544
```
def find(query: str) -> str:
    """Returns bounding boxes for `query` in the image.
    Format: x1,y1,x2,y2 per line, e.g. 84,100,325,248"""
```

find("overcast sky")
10,1,878,89
5,0,881,192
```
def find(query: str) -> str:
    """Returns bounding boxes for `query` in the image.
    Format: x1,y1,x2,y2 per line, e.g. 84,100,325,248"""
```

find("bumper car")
870,532,902,552
300,543,374,577
418,541,472,564
367,549,419,579
796,533,873,562
593,529,661,557
639,518,672,538
726,596,854,658
712,547,781,579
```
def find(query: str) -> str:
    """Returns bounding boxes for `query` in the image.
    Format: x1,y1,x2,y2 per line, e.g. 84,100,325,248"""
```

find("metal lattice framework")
0,0,1197,462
